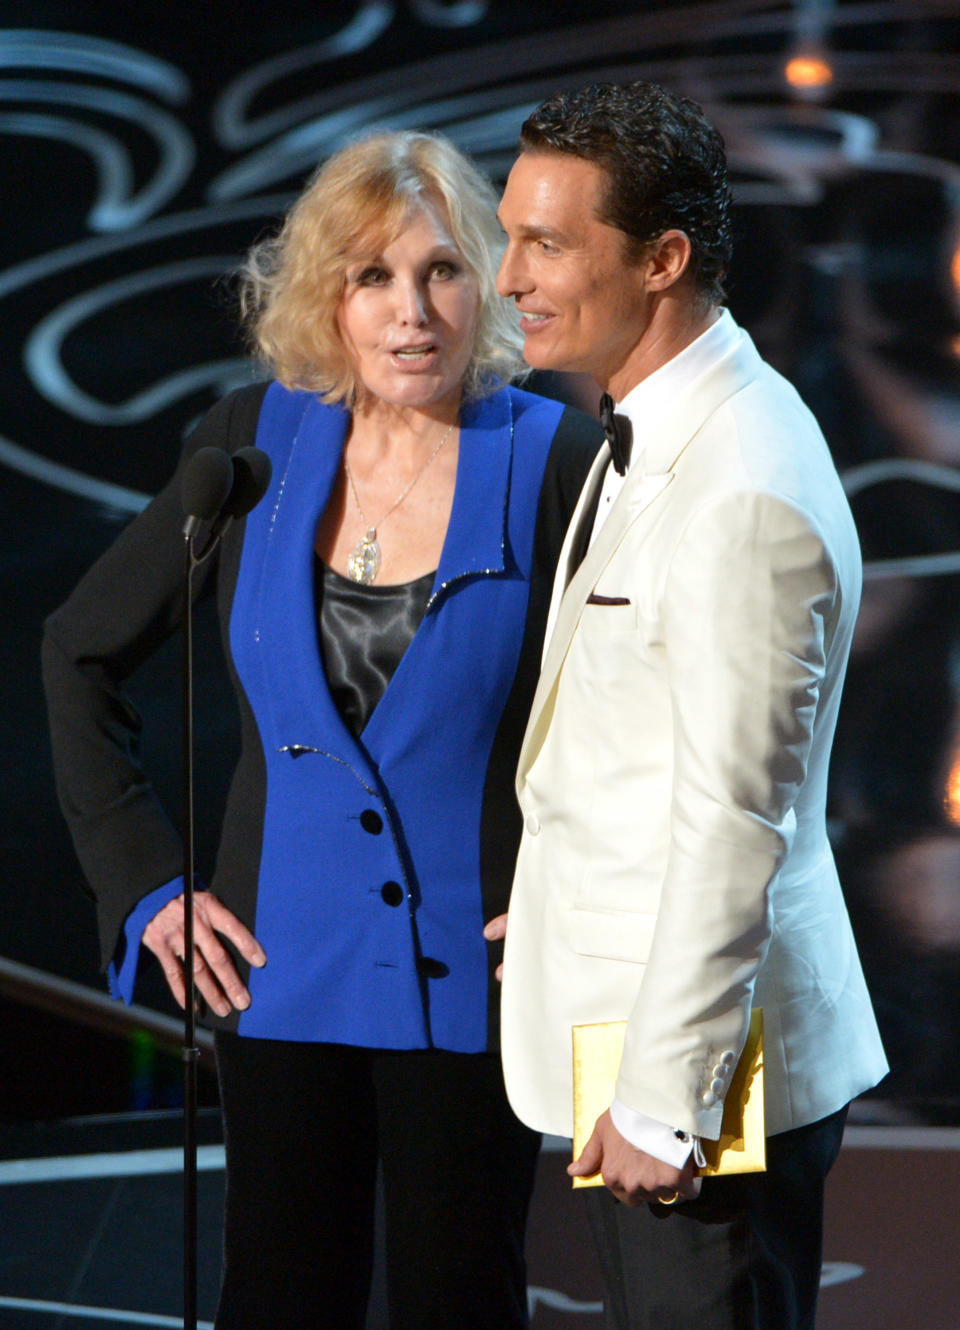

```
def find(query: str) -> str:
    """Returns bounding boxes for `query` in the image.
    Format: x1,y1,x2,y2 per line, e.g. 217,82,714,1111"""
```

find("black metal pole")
175,443,268,1329
182,533,199,1330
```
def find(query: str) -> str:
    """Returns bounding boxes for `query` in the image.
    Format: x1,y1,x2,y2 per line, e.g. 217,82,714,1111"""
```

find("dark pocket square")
586,593,631,606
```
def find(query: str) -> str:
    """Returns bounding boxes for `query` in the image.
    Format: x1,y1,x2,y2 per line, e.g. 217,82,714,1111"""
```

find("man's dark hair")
519,81,733,304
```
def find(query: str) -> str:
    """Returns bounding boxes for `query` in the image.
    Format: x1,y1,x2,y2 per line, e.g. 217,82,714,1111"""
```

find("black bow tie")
599,393,633,476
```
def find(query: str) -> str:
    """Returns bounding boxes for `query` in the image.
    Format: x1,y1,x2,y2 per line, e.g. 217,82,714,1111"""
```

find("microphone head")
224,447,273,519
181,447,234,521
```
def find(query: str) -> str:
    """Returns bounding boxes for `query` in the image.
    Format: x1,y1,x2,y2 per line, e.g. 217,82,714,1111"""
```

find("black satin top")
315,556,434,737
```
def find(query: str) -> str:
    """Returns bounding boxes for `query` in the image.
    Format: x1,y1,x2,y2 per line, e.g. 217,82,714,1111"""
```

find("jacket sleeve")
614,487,845,1138
41,384,266,969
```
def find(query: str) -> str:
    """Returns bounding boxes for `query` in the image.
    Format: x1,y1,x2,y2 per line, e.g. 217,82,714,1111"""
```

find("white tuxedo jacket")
501,323,887,1142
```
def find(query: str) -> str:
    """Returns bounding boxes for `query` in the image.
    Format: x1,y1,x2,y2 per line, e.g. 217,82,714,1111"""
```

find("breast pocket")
572,597,648,686
580,597,638,633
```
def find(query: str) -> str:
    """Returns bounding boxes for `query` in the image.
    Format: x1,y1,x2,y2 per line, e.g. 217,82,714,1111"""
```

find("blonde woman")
43,131,602,1329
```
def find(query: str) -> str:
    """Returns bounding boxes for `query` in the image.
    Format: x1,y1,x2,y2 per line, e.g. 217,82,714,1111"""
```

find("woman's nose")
395,279,427,325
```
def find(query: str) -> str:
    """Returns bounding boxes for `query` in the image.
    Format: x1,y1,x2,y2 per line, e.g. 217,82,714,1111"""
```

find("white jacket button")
700,1090,717,1108
525,813,541,835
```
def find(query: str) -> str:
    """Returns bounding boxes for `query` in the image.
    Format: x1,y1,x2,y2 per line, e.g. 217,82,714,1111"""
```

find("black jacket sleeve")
41,383,268,967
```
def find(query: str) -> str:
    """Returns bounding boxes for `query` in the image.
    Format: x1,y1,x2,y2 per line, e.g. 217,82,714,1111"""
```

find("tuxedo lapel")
542,444,610,648
518,468,674,783
518,328,764,786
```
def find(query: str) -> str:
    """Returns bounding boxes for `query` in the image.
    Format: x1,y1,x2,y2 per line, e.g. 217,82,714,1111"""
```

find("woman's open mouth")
391,343,439,363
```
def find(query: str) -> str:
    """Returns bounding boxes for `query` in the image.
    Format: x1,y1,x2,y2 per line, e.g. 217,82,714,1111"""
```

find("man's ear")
642,230,692,291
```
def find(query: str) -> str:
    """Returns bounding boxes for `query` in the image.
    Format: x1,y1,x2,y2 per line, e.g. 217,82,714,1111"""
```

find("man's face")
497,152,652,387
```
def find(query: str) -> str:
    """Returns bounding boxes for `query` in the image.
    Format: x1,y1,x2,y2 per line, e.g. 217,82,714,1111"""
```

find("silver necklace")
343,421,455,584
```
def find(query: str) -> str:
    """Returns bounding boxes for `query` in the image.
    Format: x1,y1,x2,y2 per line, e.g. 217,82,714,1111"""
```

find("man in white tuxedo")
489,82,888,1329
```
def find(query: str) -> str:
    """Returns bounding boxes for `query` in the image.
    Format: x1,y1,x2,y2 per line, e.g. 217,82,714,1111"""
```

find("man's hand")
482,912,508,981
142,891,266,1017
568,1109,702,1206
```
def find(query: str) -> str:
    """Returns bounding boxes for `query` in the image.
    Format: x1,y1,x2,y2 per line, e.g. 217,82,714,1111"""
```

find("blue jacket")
43,381,601,1050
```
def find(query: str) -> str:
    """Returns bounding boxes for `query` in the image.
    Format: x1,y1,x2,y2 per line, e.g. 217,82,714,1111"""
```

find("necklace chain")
343,420,455,584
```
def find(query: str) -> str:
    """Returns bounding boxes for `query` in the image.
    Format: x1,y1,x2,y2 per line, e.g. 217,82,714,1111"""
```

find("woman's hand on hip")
142,891,266,1017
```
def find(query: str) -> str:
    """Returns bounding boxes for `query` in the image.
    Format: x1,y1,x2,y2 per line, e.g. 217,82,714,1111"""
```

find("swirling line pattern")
0,7,956,595
0,1,952,518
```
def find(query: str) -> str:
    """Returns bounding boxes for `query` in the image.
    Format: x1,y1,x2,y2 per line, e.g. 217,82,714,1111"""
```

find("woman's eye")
430,261,459,280
354,267,388,286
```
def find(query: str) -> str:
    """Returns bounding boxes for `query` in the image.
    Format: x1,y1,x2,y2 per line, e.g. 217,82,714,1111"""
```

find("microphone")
180,446,234,539
181,445,272,552
211,446,273,536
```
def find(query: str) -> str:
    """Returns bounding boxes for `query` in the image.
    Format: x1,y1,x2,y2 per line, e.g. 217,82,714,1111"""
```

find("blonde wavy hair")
239,131,525,405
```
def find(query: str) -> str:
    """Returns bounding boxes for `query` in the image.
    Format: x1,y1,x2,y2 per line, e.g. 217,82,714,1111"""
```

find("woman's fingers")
142,892,266,1015
198,894,267,968
156,944,189,1010
188,943,235,1018
483,912,508,981
482,912,508,942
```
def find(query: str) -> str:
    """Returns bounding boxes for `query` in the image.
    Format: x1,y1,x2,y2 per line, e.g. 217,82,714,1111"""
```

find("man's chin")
521,338,573,375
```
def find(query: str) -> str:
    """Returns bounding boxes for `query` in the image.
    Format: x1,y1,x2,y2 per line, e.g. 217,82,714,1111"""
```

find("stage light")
945,749,960,826
785,50,834,92
950,241,960,349
785,0,836,101
951,241,960,297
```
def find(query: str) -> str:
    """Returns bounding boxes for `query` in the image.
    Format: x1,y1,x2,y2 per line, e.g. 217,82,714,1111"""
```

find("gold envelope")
571,1008,765,1187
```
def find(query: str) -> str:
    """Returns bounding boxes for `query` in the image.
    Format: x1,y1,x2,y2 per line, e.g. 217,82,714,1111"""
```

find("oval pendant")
347,530,381,585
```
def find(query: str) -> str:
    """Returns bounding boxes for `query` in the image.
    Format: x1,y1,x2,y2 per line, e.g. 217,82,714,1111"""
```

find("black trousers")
212,1033,541,1330
584,1106,848,1330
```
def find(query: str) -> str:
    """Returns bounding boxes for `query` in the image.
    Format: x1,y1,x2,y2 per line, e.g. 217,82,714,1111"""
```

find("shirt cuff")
108,877,185,1004
610,1097,695,1168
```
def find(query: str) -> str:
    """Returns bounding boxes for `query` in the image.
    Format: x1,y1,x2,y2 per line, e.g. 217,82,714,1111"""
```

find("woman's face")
337,201,480,414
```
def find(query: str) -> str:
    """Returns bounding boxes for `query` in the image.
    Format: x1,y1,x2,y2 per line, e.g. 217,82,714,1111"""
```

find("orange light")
785,54,834,89
951,243,960,296
945,749,960,826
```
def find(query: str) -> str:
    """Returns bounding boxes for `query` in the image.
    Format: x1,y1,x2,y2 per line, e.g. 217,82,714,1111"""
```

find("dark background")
2,0,959,1126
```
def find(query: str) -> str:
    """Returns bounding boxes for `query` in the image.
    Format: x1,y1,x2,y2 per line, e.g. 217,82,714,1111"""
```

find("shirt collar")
613,309,741,474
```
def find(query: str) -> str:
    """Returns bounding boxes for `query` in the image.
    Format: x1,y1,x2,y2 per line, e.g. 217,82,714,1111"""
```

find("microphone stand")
178,445,271,1328
180,515,225,1330
181,522,212,1330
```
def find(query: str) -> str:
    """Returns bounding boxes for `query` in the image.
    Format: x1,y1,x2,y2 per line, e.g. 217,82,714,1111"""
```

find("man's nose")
496,241,526,298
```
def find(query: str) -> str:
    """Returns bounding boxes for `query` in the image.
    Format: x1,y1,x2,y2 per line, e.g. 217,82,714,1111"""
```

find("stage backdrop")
2,0,959,1128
